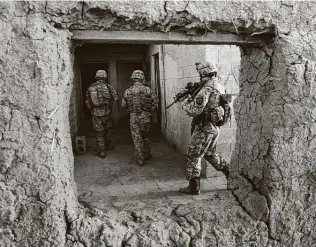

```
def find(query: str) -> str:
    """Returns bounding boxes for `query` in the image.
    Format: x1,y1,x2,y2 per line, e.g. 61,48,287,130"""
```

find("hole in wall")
69,42,241,210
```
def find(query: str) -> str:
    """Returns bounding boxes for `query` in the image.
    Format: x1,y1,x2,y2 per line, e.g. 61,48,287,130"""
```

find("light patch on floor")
74,132,227,212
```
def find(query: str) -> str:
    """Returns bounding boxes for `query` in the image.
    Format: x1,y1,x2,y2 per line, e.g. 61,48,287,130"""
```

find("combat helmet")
95,70,107,80
131,70,145,81
195,61,218,78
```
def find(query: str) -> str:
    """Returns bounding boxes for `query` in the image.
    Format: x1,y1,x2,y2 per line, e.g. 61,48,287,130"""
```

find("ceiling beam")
71,30,271,45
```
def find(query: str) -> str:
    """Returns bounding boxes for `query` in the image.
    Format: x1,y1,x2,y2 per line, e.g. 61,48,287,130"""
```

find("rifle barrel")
166,91,191,109
166,101,176,109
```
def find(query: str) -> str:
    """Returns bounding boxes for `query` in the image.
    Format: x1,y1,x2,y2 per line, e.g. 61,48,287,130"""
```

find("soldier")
122,70,158,166
85,70,118,158
180,61,230,195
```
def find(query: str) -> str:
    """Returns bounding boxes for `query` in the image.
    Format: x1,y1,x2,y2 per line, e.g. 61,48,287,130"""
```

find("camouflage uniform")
183,77,225,180
180,61,228,194
86,70,118,156
122,70,158,165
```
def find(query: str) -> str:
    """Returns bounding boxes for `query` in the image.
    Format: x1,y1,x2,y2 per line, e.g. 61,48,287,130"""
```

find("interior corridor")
71,43,237,211
74,132,227,211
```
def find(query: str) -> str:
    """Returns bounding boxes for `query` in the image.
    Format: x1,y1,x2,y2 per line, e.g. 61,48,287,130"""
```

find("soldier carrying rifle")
176,61,231,195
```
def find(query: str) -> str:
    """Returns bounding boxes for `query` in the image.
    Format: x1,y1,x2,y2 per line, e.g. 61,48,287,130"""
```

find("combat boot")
137,160,145,166
98,151,106,158
191,177,201,195
179,184,192,194
221,159,229,178
179,177,200,195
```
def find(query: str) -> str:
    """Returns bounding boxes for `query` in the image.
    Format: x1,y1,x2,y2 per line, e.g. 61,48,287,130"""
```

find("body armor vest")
88,81,112,107
193,86,224,126
126,85,152,113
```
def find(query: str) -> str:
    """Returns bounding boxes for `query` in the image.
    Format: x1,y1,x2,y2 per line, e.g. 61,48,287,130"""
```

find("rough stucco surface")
1,1,316,246
0,2,78,246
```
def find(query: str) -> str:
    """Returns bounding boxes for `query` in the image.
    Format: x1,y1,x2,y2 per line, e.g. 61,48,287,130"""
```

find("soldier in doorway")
122,70,158,166
85,70,118,158
180,61,230,195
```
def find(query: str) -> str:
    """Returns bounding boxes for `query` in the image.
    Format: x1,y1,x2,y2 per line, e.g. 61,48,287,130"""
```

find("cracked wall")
1,1,316,246
0,2,77,246
230,38,316,244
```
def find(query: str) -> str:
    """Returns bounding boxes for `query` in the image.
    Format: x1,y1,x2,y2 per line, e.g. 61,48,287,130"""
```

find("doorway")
73,43,241,213
73,43,149,137
80,62,109,135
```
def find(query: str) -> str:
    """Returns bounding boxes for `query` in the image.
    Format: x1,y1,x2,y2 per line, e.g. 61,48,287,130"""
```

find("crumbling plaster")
1,1,316,246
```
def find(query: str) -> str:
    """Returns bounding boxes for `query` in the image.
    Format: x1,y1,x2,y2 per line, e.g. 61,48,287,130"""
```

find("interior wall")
158,44,240,162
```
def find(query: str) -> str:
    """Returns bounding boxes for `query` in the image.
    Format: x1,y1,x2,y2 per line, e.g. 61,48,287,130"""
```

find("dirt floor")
74,131,227,212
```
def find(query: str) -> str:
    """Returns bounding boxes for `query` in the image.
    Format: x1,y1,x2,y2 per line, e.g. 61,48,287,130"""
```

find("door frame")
116,60,145,72
153,53,161,132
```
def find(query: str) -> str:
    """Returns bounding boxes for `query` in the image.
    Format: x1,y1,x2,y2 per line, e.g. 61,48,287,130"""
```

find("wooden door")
116,61,143,130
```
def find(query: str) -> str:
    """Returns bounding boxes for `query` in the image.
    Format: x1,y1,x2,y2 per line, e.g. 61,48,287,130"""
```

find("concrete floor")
74,132,227,211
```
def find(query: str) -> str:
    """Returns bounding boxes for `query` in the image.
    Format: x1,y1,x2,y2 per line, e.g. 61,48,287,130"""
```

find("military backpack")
215,94,232,127
88,82,113,107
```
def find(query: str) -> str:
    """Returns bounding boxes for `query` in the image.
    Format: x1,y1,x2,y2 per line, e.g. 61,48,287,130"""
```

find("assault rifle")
166,80,205,109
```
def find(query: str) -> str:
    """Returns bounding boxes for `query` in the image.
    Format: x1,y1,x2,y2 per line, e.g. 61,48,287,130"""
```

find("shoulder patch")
195,95,204,106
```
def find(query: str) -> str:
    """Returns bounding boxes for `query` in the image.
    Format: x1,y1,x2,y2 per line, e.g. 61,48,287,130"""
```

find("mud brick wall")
0,3,77,246
162,44,206,153
1,1,316,246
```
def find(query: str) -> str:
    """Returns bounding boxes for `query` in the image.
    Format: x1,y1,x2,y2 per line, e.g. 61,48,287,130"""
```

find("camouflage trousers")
129,114,151,161
92,114,113,152
186,121,220,180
